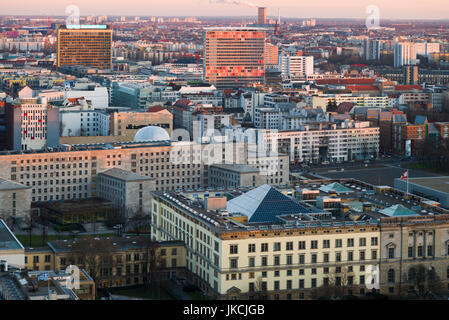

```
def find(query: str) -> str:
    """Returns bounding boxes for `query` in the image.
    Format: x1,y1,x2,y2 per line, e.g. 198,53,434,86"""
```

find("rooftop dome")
133,126,170,142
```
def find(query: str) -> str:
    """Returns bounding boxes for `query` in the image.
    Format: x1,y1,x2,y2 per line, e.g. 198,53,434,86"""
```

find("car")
321,161,330,165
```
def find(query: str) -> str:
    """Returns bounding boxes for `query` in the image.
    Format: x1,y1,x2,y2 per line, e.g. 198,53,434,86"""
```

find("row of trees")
311,265,445,300
65,235,165,298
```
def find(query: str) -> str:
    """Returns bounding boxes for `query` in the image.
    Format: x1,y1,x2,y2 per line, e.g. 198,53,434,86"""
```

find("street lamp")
113,224,122,237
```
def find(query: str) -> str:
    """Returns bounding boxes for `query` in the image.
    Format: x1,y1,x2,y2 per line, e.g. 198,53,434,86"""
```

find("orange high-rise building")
57,25,112,70
204,27,266,89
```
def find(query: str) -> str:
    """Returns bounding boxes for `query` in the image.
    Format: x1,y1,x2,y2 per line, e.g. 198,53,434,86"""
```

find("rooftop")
403,176,449,194
0,178,30,191
211,163,260,174
99,168,154,182
0,219,24,251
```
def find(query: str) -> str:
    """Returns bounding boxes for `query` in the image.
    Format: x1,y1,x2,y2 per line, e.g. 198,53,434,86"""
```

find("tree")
312,266,351,299
326,99,338,113
69,237,115,295
405,265,445,299
128,210,150,236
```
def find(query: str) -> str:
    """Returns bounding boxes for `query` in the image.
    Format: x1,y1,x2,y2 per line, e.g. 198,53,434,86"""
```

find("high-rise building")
57,25,112,70
278,54,314,78
394,42,417,68
204,28,266,89
258,7,267,25
403,65,419,85
363,39,381,61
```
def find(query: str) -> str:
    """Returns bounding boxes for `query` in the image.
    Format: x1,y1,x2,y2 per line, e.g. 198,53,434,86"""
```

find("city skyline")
1,0,449,19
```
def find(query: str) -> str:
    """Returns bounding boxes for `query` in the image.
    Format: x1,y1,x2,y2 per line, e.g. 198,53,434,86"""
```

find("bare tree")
405,265,445,299
312,266,351,299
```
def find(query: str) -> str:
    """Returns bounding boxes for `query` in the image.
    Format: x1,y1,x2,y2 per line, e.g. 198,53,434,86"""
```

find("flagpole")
406,170,409,196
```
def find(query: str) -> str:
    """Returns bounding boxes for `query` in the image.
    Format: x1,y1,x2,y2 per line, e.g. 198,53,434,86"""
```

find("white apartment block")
278,55,314,78
305,95,390,111
261,122,380,164
393,42,439,68
59,110,110,137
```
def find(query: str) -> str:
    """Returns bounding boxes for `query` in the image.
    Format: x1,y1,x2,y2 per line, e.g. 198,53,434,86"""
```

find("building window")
347,239,354,247
335,239,342,248
427,245,433,256
286,242,293,251
230,245,238,254
417,246,423,257
359,238,366,247
408,247,413,258
388,269,395,283
311,241,318,249
261,243,268,252
323,240,330,249
298,241,306,250
388,247,395,259
248,244,256,253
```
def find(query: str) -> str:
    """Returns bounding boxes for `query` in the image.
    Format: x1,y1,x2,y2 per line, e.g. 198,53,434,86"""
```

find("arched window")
408,268,416,282
388,269,395,283
446,266,449,280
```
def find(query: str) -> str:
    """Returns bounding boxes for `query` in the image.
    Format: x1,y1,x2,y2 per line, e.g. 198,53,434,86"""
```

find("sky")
1,0,449,19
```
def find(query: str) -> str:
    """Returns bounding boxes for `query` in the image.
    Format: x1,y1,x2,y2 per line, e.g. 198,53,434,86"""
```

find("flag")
38,272,48,281
400,170,409,180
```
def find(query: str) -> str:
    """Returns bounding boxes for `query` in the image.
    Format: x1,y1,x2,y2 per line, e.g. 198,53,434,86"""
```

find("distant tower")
258,7,267,25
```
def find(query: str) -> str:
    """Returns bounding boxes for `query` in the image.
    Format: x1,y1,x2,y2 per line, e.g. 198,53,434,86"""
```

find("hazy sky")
2,0,448,19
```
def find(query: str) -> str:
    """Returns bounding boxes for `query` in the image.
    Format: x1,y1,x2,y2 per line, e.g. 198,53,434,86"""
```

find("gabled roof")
226,184,311,223
378,204,419,217
319,182,353,194
414,115,428,125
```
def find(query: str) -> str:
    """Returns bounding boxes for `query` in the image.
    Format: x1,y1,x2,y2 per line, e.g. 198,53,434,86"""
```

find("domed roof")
133,126,170,142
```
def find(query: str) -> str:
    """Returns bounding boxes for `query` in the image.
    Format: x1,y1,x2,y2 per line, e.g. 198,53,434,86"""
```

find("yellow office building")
57,25,112,70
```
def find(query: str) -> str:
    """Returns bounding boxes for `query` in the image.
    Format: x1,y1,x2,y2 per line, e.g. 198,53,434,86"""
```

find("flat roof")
99,168,154,182
210,163,259,174
406,177,449,194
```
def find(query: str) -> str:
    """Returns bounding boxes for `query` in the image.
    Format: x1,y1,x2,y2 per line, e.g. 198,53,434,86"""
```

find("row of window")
230,237,379,254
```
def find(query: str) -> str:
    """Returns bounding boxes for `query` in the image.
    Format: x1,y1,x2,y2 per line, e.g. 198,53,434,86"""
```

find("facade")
204,28,266,89
57,25,112,70
209,164,262,188
0,178,31,218
394,42,417,68
256,123,379,164
258,7,267,25
48,238,186,289
0,140,278,206
278,54,314,78
110,109,173,140
264,43,279,68
363,39,381,61
5,98,59,151
60,110,110,137
150,180,449,300
97,168,154,215
149,185,382,300
404,65,419,85
379,215,449,296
